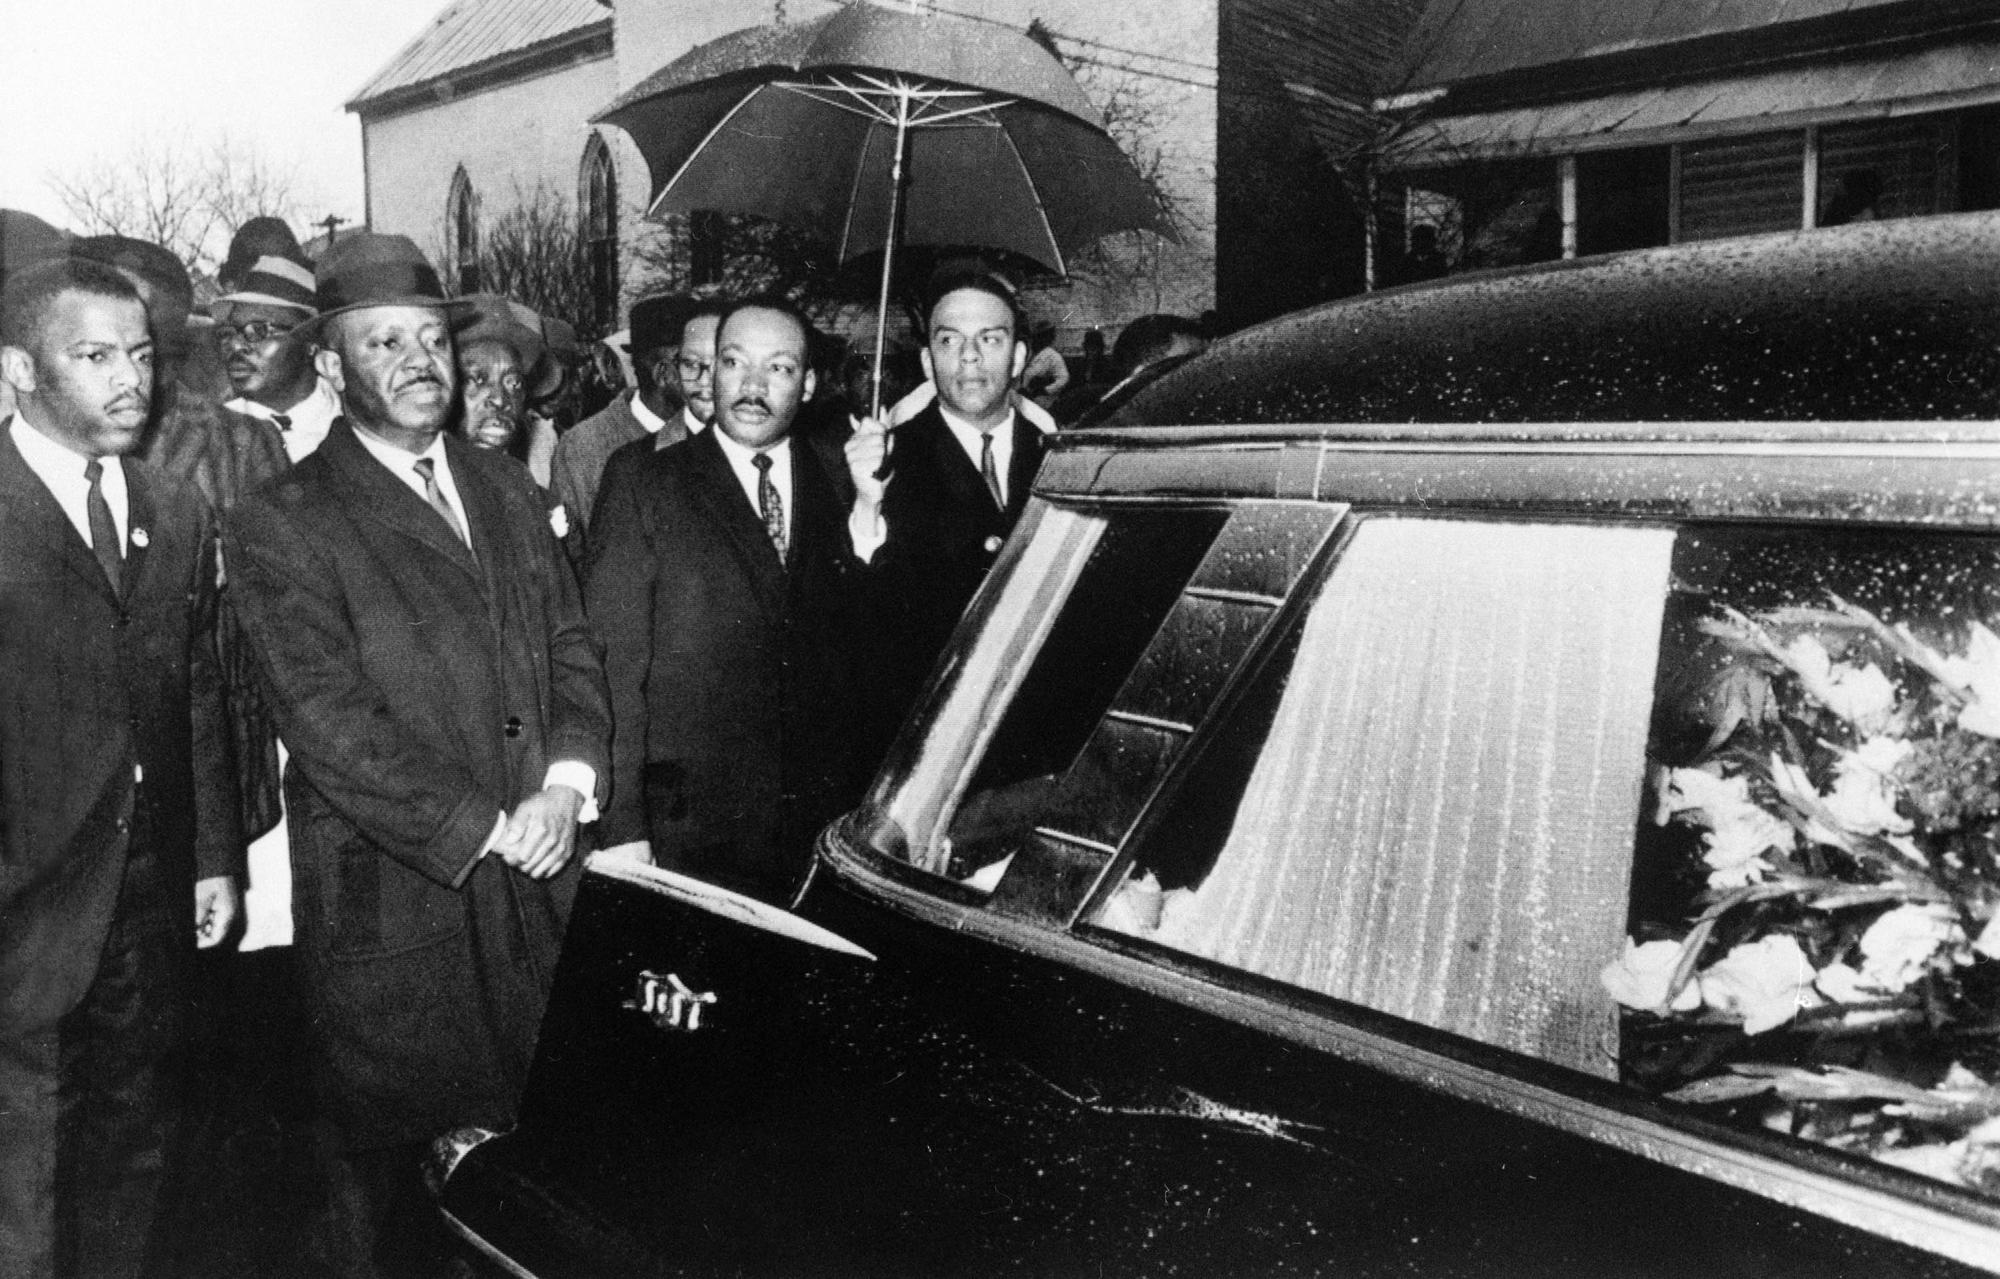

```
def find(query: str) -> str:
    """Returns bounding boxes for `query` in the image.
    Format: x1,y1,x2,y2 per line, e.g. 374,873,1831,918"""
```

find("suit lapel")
441,434,510,604
320,420,484,586
0,424,122,605
913,410,992,515
686,430,786,618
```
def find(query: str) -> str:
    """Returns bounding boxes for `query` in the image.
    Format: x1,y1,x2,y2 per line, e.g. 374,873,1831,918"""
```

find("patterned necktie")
752,452,785,560
979,429,1004,510
411,457,470,549
84,458,123,593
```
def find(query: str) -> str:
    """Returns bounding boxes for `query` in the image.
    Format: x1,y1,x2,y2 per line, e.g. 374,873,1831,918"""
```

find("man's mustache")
731,396,770,414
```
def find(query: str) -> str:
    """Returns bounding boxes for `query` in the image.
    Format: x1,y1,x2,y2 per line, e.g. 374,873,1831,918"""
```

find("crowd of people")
0,206,1211,1279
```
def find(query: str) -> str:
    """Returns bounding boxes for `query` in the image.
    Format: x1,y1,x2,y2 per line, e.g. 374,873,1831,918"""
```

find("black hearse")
433,213,2000,1277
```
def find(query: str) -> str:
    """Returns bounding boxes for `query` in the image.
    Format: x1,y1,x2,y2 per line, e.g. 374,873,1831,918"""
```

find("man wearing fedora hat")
452,293,562,486
224,232,610,1276
215,251,339,464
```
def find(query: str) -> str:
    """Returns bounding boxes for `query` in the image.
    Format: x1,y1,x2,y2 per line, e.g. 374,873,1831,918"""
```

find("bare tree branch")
48,131,303,281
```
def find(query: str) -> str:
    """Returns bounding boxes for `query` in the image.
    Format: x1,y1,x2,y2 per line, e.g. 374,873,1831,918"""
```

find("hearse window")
1100,516,1677,1079
872,501,1344,898
1102,515,2000,1200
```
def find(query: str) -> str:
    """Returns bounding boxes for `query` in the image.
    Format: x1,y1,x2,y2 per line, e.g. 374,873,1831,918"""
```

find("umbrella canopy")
594,2,1176,275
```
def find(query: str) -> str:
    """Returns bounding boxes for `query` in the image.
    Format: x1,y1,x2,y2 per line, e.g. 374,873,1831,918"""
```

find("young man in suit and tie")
846,267,1046,735
0,258,242,1279
223,234,610,1276
586,298,873,905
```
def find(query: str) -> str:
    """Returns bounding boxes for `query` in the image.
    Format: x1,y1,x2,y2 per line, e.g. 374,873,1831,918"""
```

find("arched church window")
447,167,480,294
580,134,618,330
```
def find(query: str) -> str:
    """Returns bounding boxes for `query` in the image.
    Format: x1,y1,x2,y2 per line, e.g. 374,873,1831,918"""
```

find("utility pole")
317,213,349,248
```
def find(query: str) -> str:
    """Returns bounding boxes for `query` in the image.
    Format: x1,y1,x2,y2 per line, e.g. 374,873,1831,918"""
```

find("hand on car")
495,785,584,879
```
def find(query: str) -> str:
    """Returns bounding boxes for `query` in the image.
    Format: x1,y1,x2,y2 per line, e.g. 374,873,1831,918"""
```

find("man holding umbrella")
846,266,1046,726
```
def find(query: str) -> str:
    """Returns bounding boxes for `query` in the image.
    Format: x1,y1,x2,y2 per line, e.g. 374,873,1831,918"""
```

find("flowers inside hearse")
1606,597,2000,1191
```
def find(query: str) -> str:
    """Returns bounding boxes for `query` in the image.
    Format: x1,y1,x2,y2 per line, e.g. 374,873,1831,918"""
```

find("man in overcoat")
224,233,610,1276
585,298,871,905
0,257,241,1279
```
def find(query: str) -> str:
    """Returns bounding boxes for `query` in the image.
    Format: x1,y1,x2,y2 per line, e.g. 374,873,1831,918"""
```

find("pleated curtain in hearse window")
1148,518,1675,1078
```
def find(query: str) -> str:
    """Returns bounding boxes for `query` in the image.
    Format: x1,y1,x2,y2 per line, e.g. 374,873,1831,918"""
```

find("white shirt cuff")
849,507,886,564
544,761,600,824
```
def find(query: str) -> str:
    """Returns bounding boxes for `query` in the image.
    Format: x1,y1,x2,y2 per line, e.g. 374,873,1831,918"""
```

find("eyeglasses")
674,356,712,381
213,320,298,347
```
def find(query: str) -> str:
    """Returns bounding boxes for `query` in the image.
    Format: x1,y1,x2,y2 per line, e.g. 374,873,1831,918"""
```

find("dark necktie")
979,430,1004,510
752,452,785,560
411,457,470,549
270,413,291,431
84,458,123,593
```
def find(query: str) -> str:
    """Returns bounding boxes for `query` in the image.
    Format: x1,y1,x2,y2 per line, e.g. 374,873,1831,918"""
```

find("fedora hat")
301,232,466,339
451,293,556,398
211,254,317,324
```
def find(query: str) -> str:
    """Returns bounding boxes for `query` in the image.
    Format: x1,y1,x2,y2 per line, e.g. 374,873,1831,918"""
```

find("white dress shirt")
11,414,129,555
350,426,474,549
711,428,792,549
629,393,706,440
938,404,1018,509
227,375,340,462
349,425,598,835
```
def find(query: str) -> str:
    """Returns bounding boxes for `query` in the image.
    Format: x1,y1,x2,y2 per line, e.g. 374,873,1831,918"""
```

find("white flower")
1700,806,1793,888
1941,622,2000,739
1700,934,1822,1035
1782,637,1899,729
1601,938,1701,1013
1815,961,1891,1005
1859,903,1963,993
1821,737,1914,836
130,526,149,548
549,505,571,538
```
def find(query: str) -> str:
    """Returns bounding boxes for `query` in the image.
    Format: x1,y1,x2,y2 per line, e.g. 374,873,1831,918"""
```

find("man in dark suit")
585,298,871,905
0,258,242,1279
846,267,1046,731
224,234,610,1277
551,293,726,559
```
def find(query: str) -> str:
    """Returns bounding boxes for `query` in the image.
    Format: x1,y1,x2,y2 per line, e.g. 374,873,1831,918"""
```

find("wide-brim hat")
299,232,468,341
0,209,68,291
629,293,696,359
210,253,317,325
451,293,558,400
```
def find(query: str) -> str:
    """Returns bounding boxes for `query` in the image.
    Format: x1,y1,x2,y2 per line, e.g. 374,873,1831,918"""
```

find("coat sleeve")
187,508,246,883
532,480,611,799
580,455,657,847
223,494,500,889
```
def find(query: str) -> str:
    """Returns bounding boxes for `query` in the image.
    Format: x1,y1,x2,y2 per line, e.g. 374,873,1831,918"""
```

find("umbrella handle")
870,94,912,423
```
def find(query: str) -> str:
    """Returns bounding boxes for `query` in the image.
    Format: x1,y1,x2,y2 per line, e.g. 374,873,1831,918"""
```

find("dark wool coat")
225,420,609,1150
870,404,1044,722
584,427,872,906
0,426,241,1034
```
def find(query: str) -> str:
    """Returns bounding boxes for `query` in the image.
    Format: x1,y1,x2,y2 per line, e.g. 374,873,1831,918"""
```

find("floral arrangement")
1602,595,2000,1191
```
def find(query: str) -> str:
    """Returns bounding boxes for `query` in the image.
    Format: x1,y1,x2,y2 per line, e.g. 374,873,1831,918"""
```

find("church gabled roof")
348,0,611,113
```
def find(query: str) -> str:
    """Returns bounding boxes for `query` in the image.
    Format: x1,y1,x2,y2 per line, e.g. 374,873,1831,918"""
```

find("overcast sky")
0,0,453,233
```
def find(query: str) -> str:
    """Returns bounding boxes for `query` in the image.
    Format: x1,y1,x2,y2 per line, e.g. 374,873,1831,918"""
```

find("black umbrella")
594,1,1176,413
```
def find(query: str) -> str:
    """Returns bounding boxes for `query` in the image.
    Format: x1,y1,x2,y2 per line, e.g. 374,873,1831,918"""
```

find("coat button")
503,717,523,739
983,535,1002,553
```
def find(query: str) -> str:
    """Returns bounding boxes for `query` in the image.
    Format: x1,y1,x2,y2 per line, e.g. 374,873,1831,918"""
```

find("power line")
926,3,1221,83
